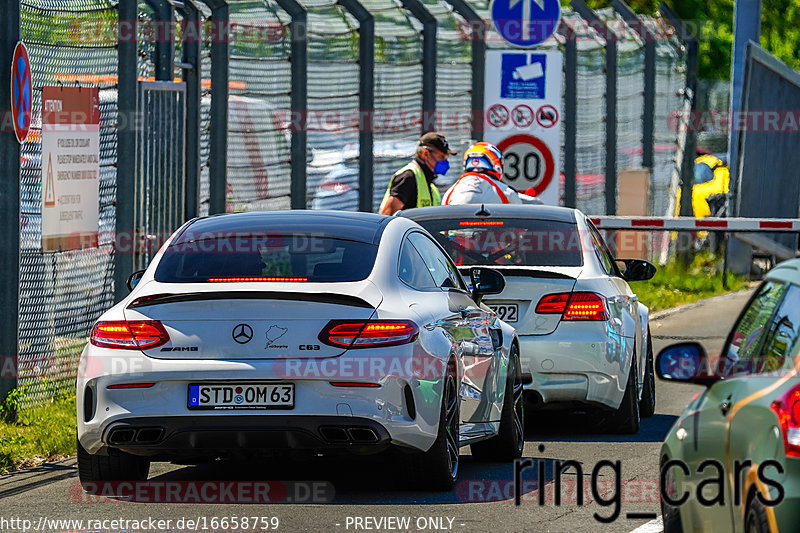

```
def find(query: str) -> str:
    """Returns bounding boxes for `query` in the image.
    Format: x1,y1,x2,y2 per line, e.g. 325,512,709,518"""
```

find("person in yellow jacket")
379,132,456,215
673,152,730,248
674,152,730,218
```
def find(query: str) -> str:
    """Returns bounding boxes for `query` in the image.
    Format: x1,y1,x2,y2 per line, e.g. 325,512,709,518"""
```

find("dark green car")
657,259,800,533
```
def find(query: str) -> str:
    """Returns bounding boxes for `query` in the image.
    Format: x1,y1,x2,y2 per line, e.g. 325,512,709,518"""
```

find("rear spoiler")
128,291,374,309
456,267,577,280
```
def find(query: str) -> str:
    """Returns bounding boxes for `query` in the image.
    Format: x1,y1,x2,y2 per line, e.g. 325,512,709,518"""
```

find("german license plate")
188,383,294,410
489,304,519,323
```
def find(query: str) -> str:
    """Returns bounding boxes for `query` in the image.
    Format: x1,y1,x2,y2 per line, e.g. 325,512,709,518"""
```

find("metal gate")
135,81,187,271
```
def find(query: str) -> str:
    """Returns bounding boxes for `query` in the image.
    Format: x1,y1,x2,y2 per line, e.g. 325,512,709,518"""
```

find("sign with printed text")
501,53,546,99
41,86,100,251
484,49,562,205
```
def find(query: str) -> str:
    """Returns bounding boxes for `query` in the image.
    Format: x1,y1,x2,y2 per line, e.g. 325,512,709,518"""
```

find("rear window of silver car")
416,219,584,267
154,234,378,283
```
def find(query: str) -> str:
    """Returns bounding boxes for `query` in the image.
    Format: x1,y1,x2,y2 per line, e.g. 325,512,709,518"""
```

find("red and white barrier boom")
590,216,800,232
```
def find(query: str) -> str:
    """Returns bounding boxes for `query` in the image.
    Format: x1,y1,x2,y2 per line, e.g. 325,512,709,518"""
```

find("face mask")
433,159,450,176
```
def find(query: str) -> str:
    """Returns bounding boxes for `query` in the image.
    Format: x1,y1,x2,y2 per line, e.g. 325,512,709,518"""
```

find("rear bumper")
517,322,632,410
77,344,446,456
103,415,392,457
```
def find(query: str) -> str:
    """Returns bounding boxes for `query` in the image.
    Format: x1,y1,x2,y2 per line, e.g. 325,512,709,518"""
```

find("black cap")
419,131,457,155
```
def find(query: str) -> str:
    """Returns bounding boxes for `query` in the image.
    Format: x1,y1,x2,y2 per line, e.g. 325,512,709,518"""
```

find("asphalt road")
0,289,754,533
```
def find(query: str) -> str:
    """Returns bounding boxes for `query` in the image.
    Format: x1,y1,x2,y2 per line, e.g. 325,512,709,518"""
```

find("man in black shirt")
378,132,456,215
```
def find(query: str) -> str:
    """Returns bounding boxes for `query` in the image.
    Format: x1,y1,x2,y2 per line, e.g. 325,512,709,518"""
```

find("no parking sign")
11,41,32,143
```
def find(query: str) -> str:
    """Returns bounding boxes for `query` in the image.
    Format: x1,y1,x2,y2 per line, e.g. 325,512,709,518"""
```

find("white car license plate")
188,383,294,410
489,304,519,323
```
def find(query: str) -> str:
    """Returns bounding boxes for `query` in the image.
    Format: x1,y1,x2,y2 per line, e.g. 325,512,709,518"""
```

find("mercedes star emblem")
232,323,254,344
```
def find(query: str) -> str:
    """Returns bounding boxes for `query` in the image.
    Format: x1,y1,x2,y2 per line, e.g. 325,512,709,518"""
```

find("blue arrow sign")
491,0,561,47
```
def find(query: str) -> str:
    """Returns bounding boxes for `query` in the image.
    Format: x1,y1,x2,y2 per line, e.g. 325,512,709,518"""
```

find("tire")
745,494,770,533
639,329,656,418
471,345,524,461
660,459,684,533
410,359,460,491
609,356,640,434
77,438,150,489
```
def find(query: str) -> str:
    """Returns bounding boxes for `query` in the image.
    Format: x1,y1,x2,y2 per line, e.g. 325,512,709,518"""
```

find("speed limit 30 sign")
496,134,554,197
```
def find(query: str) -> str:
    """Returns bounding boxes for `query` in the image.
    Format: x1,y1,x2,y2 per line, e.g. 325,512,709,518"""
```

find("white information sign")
484,49,563,205
41,86,100,251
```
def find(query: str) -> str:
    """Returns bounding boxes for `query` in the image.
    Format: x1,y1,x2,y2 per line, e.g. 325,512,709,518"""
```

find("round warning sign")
486,103,509,128
511,104,534,128
11,41,32,143
536,104,559,128
497,134,554,196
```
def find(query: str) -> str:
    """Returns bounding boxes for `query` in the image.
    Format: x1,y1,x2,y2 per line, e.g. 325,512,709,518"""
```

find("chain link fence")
560,9,608,215
18,0,118,408
365,0,423,211
426,0,473,192
225,0,292,213
305,0,361,209
651,16,686,219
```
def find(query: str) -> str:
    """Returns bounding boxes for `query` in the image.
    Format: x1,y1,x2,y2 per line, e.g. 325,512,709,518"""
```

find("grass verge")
0,390,76,475
634,252,750,313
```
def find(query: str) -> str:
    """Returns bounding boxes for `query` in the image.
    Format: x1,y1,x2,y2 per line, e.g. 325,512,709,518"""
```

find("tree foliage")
561,0,800,80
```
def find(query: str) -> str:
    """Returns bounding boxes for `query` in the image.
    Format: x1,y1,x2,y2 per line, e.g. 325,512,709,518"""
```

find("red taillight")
459,220,504,226
329,381,381,388
90,321,170,350
535,293,570,314
771,384,800,458
535,292,608,321
207,277,307,282
319,320,419,348
563,292,608,321
107,383,155,389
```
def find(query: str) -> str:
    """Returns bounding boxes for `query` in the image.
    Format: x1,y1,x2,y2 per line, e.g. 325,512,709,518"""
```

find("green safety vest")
380,161,441,212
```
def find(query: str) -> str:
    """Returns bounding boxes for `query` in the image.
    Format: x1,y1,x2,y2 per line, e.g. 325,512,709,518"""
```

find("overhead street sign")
11,41,32,143
490,0,561,48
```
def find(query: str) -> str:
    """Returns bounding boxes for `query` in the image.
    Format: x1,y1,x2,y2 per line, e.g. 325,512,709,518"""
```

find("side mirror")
470,267,505,303
655,342,718,386
127,270,145,292
616,259,656,282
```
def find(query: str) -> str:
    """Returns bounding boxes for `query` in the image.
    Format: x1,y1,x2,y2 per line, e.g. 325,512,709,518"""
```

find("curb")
649,286,756,322
0,456,77,499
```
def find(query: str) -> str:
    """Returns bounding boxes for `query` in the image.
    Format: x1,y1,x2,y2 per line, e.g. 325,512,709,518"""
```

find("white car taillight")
90,320,170,350
319,320,419,348
535,292,609,321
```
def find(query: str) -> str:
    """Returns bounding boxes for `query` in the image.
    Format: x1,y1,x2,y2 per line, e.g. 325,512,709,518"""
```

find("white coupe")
77,211,524,490
401,204,656,434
